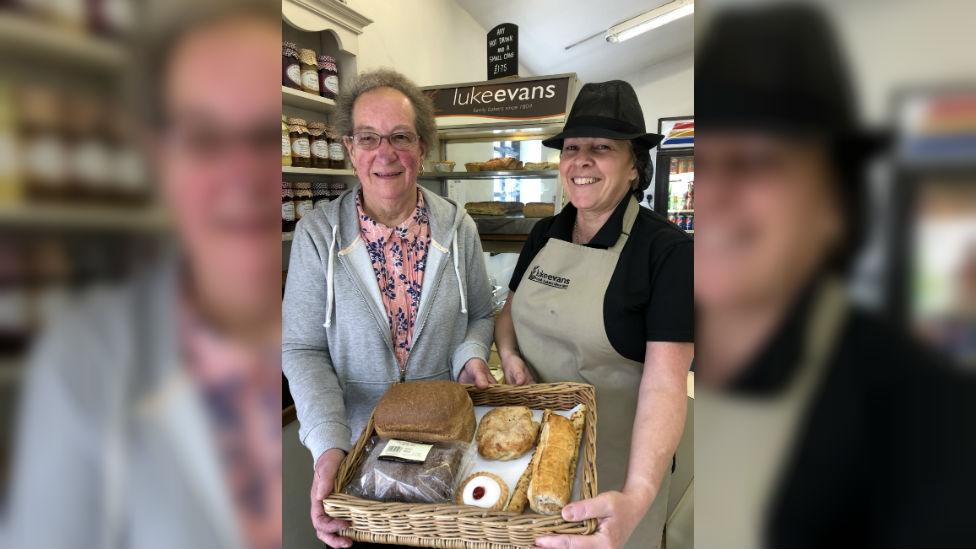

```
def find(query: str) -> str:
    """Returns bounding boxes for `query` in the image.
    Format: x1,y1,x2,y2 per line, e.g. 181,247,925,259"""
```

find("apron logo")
528,266,571,289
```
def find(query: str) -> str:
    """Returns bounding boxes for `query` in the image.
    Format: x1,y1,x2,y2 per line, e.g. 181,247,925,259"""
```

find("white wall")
625,52,695,133
346,0,533,87
823,0,975,125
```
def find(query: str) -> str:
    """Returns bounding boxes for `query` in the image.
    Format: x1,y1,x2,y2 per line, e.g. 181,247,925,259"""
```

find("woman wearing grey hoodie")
282,69,495,548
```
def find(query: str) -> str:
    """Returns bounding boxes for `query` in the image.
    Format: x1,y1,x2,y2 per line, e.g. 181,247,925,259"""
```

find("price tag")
378,439,433,463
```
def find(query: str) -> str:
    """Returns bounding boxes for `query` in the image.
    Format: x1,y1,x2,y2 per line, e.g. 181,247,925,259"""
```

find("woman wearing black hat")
468,81,694,549
695,4,976,548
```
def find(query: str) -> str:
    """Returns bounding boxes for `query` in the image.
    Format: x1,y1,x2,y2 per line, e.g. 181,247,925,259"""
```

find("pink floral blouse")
357,190,431,373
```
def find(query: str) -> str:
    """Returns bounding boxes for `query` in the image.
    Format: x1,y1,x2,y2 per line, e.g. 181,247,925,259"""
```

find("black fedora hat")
542,80,663,150
696,3,888,156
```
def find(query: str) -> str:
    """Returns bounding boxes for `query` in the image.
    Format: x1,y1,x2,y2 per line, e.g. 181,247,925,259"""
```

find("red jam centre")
473,486,486,500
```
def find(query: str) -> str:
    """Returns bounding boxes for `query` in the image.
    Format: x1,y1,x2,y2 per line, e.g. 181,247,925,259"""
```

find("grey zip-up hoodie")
282,185,494,462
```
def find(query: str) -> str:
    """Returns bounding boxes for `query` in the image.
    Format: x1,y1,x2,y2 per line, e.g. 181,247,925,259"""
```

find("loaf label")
378,439,433,463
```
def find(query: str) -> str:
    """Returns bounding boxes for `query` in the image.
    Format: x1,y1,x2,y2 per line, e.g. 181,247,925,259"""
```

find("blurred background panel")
695,0,976,547
0,0,161,514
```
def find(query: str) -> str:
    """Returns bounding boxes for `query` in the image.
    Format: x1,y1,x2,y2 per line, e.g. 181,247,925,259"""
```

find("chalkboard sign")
487,23,518,80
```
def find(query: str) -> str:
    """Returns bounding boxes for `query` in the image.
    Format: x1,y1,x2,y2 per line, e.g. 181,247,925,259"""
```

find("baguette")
528,409,584,515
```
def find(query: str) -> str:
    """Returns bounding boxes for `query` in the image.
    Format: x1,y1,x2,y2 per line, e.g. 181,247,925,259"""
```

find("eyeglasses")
346,131,420,151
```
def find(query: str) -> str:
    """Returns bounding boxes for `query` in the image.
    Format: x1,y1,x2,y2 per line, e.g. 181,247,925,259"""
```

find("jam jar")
308,122,330,169
298,48,320,95
282,42,302,90
293,182,314,221
316,54,339,100
328,128,346,169
281,115,292,167
287,118,311,168
281,182,296,232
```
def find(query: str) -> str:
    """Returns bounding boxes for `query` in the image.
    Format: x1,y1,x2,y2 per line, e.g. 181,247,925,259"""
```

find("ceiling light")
605,0,694,44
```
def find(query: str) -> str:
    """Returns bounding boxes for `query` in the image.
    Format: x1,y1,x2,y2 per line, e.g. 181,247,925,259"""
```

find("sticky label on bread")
378,439,433,463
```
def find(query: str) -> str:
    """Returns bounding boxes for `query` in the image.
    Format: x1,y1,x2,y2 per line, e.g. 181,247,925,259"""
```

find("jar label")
287,65,302,86
26,136,65,185
291,137,310,158
312,140,330,159
282,201,296,221
329,142,345,160
324,75,339,94
296,200,314,219
72,140,110,186
0,134,16,177
281,135,292,156
301,70,319,92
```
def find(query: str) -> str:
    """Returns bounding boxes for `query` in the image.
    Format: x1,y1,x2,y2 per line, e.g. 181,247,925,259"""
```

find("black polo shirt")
730,278,976,547
508,197,694,363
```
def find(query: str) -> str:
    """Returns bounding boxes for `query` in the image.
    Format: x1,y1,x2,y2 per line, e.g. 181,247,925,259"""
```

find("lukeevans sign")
422,75,573,124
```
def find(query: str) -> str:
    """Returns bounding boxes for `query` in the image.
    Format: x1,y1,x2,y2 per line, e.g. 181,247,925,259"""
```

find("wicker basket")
323,382,598,549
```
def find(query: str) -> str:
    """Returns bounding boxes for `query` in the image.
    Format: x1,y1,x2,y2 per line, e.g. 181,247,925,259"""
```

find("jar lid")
286,117,307,126
298,48,317,66
283,41,299,50
307,121,327,130
308,127,324,137
283,46,299,59
316,55,338,70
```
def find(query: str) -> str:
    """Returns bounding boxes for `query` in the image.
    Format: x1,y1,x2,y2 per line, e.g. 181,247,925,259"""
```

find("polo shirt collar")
546,195,632,249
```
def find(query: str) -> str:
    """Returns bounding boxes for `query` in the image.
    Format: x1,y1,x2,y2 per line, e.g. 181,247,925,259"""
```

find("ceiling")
454,0,694,83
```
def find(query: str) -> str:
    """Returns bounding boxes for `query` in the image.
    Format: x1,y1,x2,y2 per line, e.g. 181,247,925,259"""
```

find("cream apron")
695,278,847,549
511,198,671,549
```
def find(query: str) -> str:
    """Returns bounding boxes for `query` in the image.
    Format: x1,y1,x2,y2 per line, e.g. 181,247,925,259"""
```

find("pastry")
506,409,551,512
523,202,555,218
528,406,586,515
465,201,506,216
457,471,510,511
482,157,522,171
373,381,476,443
476,406,539,460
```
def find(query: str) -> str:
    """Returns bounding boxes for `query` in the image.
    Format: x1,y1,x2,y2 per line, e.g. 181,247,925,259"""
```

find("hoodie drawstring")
452,230,468,314
324,225,338,328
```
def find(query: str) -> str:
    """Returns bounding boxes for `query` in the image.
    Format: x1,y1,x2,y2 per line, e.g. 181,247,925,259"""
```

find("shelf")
668,209,695,214
0,13,129,70
282,232,294,242
283,167,355,176
420,170,559,180
0,203,169,232
282,86,336,112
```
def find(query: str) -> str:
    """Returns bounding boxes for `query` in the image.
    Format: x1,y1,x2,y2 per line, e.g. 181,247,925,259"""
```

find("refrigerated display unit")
887,87,976,368
653,116,694,235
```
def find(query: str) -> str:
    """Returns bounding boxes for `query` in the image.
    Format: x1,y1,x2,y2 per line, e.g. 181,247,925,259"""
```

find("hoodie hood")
313,184,471,328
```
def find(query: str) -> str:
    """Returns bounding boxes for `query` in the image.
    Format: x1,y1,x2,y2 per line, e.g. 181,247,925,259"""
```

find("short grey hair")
333,68,437,157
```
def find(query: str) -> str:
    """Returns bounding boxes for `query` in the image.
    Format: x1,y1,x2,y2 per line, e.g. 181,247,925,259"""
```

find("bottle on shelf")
287,118,311,168
282,182,296,232
317,54,339,101
298,48,320,95
282,42,302,91
281,115,292,167
293,182,313,221
308,122,330,169
328,127,346,169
